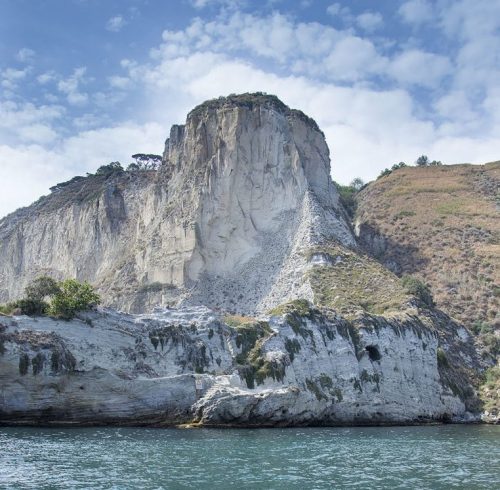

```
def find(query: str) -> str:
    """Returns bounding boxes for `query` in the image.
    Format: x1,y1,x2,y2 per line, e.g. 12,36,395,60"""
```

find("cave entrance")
366,345,381,362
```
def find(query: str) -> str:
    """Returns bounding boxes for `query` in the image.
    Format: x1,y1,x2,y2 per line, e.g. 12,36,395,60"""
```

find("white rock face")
0,95,353,314
0,307,478,426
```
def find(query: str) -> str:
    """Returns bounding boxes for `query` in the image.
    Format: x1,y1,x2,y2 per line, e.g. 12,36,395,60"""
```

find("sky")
1,0,499,218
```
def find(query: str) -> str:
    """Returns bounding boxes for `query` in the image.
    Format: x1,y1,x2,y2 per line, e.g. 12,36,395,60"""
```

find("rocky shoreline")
0,303,487,427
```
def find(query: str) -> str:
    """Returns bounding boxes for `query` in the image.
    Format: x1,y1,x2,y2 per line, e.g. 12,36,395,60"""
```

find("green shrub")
0,303,17,315
24,276,60,301
334,182,357,218
14,298,49,316
437,348,449,368
471,320,492,335
49,279,101,320
401,275,434,307
377,168,392,179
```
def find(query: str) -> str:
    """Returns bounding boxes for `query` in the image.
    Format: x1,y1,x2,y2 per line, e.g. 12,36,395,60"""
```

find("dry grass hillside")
356,162,499,333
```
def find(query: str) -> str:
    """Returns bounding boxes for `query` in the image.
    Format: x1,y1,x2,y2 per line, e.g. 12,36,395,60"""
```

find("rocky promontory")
0,93,493,426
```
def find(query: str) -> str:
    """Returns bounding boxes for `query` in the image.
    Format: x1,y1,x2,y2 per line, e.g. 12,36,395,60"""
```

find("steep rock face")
0,94,353,314
0,305,481,426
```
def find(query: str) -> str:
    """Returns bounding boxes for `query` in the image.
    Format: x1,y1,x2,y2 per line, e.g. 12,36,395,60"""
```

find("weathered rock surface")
0,94,491,426
0,94,353,314
0,305,482,426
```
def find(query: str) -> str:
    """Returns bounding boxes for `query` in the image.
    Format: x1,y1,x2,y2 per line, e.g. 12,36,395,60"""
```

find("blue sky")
1,0,499,218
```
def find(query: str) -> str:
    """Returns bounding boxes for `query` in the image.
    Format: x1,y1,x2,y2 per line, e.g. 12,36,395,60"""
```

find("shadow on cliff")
357,223,430,277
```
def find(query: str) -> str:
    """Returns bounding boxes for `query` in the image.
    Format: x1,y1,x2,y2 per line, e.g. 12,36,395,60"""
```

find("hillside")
356,162,499,343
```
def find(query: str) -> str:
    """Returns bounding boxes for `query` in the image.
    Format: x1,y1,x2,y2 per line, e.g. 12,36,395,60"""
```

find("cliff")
0,94,492,426
0,93,353,314
0,303,482,426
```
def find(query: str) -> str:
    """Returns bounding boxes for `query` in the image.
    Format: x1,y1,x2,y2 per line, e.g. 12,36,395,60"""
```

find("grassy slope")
356,162,499,330
356,162,499,417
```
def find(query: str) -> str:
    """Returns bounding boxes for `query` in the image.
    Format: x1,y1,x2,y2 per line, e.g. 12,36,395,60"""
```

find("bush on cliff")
401,275,434,307
1,276,101,319
48,279,101,320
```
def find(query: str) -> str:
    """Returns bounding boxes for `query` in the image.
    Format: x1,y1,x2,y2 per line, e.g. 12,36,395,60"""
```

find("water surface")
0,425,498,489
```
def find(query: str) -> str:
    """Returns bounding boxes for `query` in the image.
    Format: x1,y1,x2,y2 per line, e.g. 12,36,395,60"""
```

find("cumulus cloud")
190,0,246,9
1,67,29,91
2,0,499,219
37,71,57,85
389,50,452,87
106,15,126,32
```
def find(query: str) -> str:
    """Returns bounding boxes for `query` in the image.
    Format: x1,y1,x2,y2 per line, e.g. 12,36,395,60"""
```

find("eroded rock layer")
0,94,353,314
0,304,481,427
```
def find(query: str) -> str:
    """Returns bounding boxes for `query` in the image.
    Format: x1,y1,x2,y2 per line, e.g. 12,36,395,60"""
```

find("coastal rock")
0,305,481,426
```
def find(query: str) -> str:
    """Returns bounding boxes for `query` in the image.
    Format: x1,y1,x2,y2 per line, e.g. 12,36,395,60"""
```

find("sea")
0,425,499,489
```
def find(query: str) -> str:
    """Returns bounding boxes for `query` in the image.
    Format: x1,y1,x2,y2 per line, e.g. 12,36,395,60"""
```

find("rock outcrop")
0,94,353,314
0,93,490,426
0,303,482,426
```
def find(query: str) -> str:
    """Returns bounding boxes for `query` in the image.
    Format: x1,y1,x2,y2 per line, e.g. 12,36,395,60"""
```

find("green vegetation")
129,153,162,171
95,161,124,176
480,365,500,416
437,348,449,368
394,210,416,219
416,155,442,167
0,276,100,320
48,279,101,319
268,299,315,318
305,245,410,315
268,299,318,340
401,275,434,307
226,318,285,389
435,199,464,216
333,178,365,219
377,161,407,179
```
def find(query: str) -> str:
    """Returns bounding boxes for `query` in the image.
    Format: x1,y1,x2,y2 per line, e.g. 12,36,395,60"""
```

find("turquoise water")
0,425,499,489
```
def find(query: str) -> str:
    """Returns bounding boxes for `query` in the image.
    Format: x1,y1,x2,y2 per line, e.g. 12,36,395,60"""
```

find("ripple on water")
0,425,499,489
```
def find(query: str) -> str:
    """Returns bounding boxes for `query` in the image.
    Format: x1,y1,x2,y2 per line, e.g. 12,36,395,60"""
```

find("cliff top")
187,92,322,133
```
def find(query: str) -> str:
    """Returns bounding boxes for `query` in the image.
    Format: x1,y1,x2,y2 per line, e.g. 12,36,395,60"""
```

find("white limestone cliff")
0,94,353,314
0,305,480,426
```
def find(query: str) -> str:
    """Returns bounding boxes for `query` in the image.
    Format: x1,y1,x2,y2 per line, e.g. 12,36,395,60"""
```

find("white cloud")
0,100,64,145
322,36,386,81
389,50,452,88
1,67,29,90
0,122,165,218
108,75,132,89
37,71,57,84
106,15,126,32
356,12,383,32
326,3,350,19
57,67,88,106
399,0,434,25
17,48,35,63
190,0,246,9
